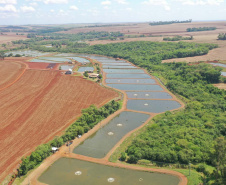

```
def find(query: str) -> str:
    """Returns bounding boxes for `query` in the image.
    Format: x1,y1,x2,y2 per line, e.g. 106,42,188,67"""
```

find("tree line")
149,19,192,26
187,27,216,32
218,33,226,40
18,100,120,176
163,35,193,41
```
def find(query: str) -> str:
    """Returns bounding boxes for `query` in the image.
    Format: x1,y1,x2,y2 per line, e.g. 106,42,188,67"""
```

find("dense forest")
187,27,216,32
218,33,226,40
19,100,120,176
163,35,193,41
149,19,192,26
67,41,225,184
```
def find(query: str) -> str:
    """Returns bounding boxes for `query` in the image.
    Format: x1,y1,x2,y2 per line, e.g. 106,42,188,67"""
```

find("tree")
83,71,88,77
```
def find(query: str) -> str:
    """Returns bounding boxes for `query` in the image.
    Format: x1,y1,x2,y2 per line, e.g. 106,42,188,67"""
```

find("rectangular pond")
126,92,173,99
38,158,180,185
103,69,145,74
40,57,71,62
103,65,137,69
107,84,164,91
107,73,151,79
102,63,132,66
30,59,57,63
106,79,156,84
77,67,94,72
127,100,182,113
73,111,150,158
60,65,74,70
67,57,90,64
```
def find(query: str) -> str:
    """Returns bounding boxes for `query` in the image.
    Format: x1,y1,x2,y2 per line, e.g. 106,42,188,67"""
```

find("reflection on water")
39,158,180,185
104,69,145,74
107,73,151,79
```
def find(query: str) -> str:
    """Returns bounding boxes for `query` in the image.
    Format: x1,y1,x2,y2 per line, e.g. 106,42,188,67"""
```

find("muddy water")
73,111,150,158
39,158,179,185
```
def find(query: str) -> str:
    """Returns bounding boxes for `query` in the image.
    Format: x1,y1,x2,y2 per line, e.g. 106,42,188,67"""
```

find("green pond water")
127,100,182,113
38,158,180,185
106,79,156,84
106,74,151,79
107,84,163,91
126,92,173,99
73,111,150,158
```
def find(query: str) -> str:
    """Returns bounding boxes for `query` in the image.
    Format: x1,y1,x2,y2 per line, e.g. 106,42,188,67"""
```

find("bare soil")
0,67,118,182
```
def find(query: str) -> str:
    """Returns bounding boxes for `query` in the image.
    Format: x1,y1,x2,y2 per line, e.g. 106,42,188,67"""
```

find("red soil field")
0,60,26,90
0,69,118,181
24,62,59,70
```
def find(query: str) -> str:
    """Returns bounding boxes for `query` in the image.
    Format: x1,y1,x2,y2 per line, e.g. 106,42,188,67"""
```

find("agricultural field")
0,62,118,181
0,33,27,50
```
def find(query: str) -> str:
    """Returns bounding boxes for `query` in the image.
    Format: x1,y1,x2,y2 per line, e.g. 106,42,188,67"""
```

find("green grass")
174,169,203,185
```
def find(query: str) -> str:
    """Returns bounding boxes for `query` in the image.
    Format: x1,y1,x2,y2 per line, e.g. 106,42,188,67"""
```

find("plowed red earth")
0,61,26,90
24,62,59,70
0,69,118,181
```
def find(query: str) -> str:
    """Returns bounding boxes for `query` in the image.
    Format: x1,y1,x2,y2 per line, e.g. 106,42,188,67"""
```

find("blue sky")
0,0,226,25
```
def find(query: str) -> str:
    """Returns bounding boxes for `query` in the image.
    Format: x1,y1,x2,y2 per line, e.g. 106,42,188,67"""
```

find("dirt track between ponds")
20,55,187,185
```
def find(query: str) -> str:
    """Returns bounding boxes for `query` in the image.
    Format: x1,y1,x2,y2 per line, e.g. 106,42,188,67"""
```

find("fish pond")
127,100,182,113
78,67,94,73
106,74,151,79
126,92,173,100
106,79,156,84
107,84,163,91
38,158,180,185
73,111,150,158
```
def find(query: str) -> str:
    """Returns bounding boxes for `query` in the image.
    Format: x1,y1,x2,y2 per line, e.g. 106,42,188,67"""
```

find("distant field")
0,63,118,181
0,33,27,49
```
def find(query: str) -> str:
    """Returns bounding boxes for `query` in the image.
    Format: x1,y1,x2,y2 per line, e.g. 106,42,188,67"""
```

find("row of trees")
149,19,192,26
163,35,193,41
19,100,120,176
187,27,216,32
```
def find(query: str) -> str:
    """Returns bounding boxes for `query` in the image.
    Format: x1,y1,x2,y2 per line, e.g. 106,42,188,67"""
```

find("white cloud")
21,6,35,12
175,0,224,6
36,0,68,4
126,7,132,11
101,0,111,5
114,0,128,4
87,9,99,16
30,2,38,6
0,0,17,4
142,0,170,11
104,6,110,9
0,4,17,12
70,5,78,10
50,9,54,12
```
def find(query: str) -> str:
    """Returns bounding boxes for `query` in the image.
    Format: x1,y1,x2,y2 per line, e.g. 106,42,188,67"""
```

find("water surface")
126,92,173,99
78,67,94,72
73,111,150,158
39,158,180,185
60,65,74,70
107,73,151,79
127,100,182,113
104,69,145,74
107,84,163,91
106,79,156,84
